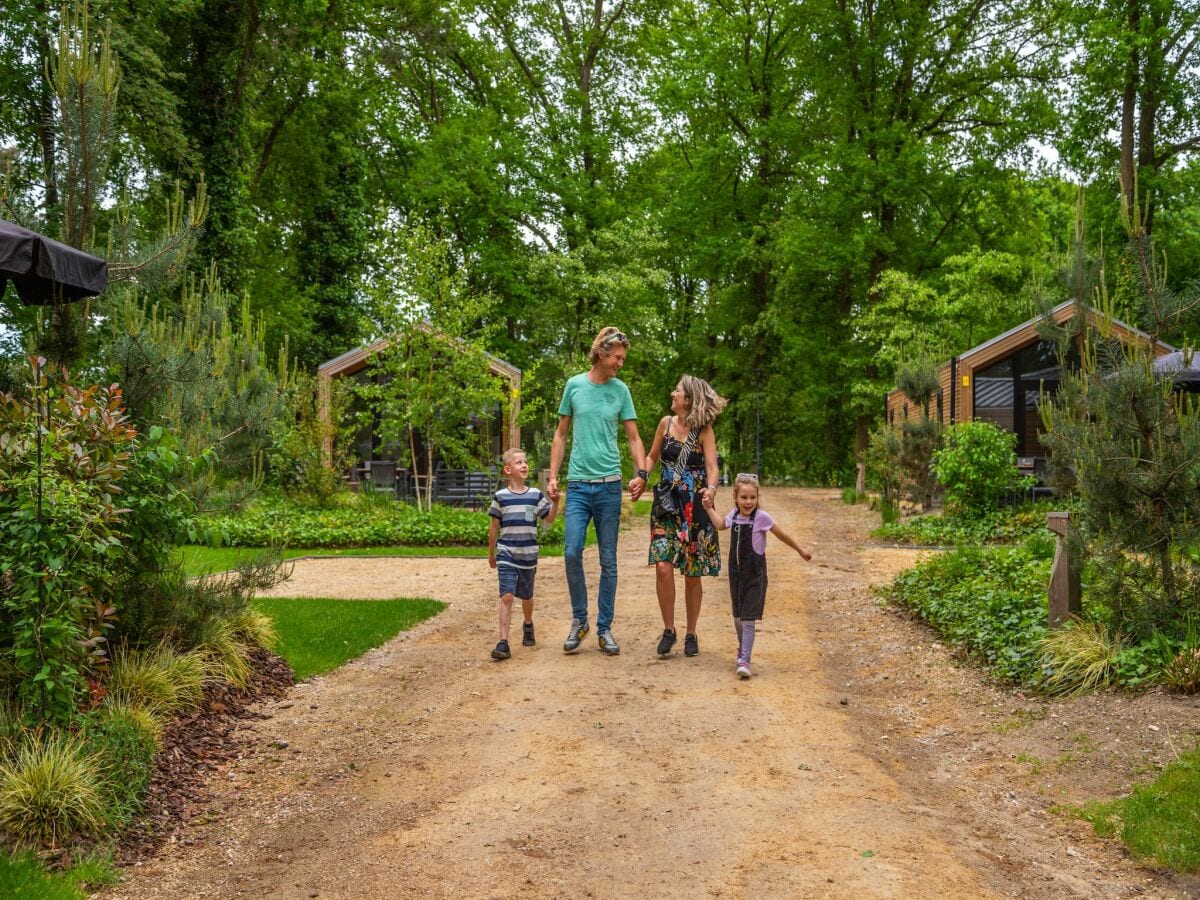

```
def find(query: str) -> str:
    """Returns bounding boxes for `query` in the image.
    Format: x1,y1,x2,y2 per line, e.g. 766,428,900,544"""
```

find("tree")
893,353,943,510
1041,196,1200,634
1,1,204,366
359,220,506,512
1065,0,1200,234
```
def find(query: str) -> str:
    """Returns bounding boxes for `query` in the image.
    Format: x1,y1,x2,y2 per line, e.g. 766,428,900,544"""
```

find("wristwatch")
635,468,649,480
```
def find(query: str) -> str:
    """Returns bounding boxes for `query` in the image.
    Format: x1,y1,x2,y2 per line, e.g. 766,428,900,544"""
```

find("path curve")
108,489,1196,899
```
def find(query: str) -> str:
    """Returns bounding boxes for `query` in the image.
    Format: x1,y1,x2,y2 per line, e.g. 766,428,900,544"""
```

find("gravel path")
107,488,1199,899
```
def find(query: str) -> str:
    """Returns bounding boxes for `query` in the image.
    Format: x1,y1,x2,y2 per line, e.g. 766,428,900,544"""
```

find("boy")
488,448,560,660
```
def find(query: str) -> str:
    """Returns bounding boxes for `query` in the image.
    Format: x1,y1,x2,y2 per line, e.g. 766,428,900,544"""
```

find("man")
547,326,648,655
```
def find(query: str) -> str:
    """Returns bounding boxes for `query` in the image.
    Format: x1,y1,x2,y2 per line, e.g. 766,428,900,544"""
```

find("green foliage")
1039,619,1125,695
359,221,506,512
892,354,944,509
1164,647,1200,693
932,422,1034,514
0,849,87,900
254,596,445,680
882,544,1053,685
866,423,903,510
210,496,565,549
1080,745,1200,873
1041,225,1200,639
874,502,1061,546
268,371,350,507
77,706,157,827
101,267,292,511
194,616,252,689
105,644,205,718
174,544,494,577
0,733,105,848
0,360,137,724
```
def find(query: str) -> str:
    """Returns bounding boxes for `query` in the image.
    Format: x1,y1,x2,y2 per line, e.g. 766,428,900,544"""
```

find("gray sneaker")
597,630,620,656
563,621,590,653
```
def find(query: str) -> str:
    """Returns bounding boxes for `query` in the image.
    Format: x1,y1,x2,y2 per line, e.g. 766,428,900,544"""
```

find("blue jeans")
563,480,623,633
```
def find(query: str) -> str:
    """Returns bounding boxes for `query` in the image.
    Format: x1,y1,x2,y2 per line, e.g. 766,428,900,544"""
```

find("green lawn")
175,544,491,576
254,596,445,680
0,850,110,900
1080,745,1200,872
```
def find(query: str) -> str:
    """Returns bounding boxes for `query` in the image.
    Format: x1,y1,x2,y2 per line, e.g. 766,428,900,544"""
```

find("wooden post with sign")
1047,511,1081,627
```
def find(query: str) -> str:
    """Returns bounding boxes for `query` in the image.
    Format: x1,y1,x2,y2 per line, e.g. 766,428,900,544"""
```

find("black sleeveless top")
661,418,705,470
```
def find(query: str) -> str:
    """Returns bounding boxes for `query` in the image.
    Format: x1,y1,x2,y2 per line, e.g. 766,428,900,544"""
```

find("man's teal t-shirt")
557,373,637,480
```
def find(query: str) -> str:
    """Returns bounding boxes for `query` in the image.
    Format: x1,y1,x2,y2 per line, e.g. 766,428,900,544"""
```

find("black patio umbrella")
0,218,107,305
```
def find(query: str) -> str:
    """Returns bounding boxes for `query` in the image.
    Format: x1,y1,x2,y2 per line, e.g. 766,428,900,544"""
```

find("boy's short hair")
501,447,527,467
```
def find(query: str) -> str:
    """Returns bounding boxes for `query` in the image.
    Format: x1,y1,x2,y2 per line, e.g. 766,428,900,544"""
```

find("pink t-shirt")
725,509,775,554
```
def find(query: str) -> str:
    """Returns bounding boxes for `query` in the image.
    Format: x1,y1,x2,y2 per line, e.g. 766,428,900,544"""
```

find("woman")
642,374,726,658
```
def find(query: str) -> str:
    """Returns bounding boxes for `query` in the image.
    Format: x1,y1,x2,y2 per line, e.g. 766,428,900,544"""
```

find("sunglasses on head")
602,331,628,347
736,473,759,481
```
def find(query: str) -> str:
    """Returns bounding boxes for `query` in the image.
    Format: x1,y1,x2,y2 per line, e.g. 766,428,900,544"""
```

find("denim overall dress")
729,508,767,620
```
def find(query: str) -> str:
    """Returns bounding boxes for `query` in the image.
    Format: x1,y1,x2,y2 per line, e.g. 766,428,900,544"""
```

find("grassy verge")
175,536,597,577
254,596,445,680
1075,746,1200,872
0,850,117,899
175,545,490,576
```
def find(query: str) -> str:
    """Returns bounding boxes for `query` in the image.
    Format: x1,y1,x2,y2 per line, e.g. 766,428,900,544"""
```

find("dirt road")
109,489,1198,899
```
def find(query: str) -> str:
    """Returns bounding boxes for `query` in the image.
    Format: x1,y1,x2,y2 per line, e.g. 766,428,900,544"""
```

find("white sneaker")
736,661,751,679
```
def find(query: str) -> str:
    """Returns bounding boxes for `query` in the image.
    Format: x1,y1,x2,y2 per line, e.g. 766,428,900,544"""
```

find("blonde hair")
501,447,527,468
589,326,631,362
678,374,727,428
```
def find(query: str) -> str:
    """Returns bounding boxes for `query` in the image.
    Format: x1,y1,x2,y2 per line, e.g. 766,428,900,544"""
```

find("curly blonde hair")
589,326,631,362
678,374,727,428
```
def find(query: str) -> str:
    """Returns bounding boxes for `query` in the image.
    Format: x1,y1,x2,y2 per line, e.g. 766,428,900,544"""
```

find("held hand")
629,475,646,501
547,477,559,501
700,487,715,510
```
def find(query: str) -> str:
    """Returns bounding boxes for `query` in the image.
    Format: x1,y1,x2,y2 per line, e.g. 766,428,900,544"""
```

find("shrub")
883,543,1052,685
226,607,278,651
873,500,1062,547
1039,619,1125,695
195,617,252,688
932,421,1033,514
267,372,351,507
105,644,206,717
78,707,157,827
0,734,105,848
866,423,902,511
0,360,138,724
1164,647,1200,694
112,557,285,652
209,496,524,548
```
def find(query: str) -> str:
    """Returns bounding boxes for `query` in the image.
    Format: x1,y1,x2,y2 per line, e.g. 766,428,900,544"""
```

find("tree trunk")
1119,0,1141,225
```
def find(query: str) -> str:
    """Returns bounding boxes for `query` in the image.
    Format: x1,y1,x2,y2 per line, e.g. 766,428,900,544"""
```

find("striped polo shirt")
489,486,552,569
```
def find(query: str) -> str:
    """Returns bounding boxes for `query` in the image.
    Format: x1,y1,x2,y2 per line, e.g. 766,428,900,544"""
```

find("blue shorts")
498,564,537,600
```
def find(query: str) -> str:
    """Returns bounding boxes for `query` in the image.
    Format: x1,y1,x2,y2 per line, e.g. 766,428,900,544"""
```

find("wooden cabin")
885,300,1175,457
317,335,521,469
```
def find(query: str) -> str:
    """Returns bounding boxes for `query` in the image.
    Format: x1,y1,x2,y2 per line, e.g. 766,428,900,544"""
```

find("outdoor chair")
365,460,398,496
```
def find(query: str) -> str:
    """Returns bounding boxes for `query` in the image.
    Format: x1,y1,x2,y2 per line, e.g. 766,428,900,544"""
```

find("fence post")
1046,511,1081,627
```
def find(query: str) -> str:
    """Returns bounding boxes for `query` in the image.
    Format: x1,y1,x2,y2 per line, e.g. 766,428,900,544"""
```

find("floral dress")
647,420,721,577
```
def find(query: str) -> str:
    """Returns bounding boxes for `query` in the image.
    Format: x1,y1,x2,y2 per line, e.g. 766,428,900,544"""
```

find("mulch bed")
116,648,294,864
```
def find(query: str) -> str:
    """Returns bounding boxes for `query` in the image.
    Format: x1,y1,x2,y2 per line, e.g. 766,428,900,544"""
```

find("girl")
704,473,811,678
639,375,726,658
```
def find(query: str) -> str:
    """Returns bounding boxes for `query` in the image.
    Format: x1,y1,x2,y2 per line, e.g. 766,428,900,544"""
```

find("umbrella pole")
34,358,46,722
